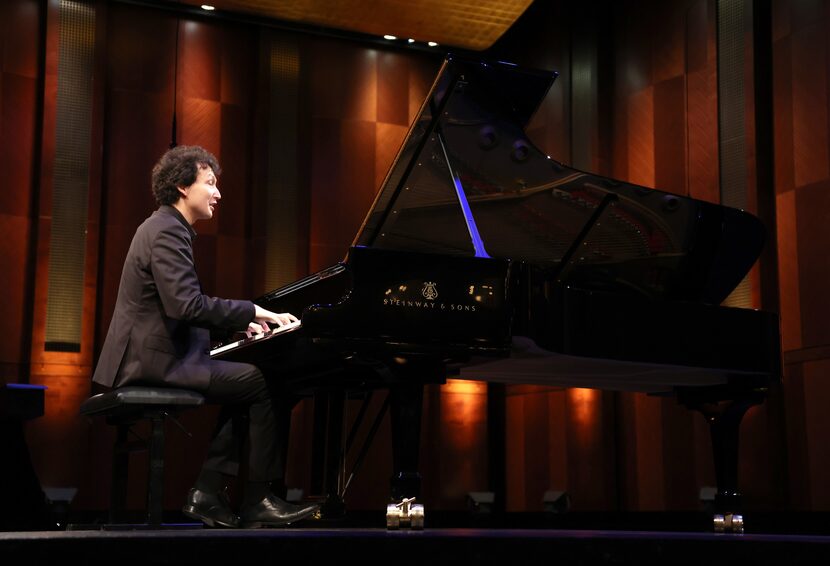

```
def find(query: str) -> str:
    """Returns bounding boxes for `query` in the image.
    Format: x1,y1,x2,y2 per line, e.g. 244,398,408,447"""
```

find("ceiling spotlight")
427,41,439,47
407,38,415,43
383,34,397,40
200,4,215,10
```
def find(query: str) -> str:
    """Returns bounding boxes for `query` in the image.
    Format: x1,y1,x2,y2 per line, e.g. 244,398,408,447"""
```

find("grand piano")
212,55,781,532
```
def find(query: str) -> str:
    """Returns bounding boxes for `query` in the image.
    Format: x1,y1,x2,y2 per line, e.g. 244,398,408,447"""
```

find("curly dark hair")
151,145,222,205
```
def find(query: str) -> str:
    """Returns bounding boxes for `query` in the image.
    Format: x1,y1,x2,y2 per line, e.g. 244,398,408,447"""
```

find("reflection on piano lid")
353,56,764,306
210,320,302,359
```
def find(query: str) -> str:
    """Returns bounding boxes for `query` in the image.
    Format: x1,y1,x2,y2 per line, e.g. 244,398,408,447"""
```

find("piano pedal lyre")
386,497,424,530
713,513,744,534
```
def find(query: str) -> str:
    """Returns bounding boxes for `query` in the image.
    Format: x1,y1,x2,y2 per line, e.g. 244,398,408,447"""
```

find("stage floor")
2,512,830,565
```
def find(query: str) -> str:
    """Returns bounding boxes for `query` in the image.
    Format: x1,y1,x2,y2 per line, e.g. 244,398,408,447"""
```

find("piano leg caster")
386,497,424,530
713,513,744,534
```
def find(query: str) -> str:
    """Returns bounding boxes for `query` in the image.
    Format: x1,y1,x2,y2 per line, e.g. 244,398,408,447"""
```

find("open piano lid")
352,55,765,306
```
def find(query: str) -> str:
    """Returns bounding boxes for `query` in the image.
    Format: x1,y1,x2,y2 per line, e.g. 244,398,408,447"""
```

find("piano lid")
352,55,765,305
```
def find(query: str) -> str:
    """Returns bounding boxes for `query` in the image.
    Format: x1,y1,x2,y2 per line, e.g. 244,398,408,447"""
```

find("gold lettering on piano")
382,298,476,312
381,280,486,312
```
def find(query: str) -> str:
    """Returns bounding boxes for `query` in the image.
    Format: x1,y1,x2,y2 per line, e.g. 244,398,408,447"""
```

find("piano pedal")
386,497,424,530
713,513,744,534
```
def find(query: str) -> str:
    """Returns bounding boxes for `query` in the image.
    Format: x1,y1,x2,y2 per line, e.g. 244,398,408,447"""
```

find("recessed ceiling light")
383,34,397,40
407,38,415,43
427,41,439,47
201,4,215,10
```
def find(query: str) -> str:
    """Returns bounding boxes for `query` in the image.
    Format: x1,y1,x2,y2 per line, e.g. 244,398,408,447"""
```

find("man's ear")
176,185,188,199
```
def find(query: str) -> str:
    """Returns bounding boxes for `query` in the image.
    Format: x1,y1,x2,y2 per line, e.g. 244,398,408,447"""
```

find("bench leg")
147,414,165,527
111,424,129,524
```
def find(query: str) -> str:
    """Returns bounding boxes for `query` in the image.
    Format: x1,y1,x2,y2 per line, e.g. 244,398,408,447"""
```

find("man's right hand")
252,305,299,334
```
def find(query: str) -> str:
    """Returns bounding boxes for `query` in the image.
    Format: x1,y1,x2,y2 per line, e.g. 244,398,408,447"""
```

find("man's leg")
184,360,274,527
201,360,277,481
192,359,318,528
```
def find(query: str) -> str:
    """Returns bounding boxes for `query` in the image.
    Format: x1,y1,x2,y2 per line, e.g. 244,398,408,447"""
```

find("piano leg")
389,381,424,502
679,387,766,533
310,389,347,518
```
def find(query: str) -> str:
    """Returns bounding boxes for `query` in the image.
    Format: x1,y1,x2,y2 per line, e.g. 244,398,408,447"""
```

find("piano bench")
79,386,205,528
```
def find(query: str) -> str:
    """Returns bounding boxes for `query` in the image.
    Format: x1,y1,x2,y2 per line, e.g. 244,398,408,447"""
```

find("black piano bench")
78,386,205,529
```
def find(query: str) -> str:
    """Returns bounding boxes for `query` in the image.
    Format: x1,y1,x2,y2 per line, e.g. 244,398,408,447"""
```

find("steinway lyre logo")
421,281,438,300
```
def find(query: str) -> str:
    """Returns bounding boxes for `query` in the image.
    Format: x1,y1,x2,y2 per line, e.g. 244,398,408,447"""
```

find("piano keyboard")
210,319,302,357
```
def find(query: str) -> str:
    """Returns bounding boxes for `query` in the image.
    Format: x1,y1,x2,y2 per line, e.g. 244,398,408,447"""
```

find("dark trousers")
200,359,293,483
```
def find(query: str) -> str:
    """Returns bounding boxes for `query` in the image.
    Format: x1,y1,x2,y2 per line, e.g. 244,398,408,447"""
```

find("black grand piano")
212,55,781,532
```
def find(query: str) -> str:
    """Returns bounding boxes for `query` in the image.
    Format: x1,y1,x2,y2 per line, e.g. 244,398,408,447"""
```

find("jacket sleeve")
149,223,254,330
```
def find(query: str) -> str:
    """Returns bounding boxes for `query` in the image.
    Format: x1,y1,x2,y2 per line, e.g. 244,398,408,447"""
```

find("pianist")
92,145,318,528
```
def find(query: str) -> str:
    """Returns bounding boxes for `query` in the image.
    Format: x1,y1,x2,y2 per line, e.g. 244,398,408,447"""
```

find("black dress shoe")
240,494,320,528
182,488,240,528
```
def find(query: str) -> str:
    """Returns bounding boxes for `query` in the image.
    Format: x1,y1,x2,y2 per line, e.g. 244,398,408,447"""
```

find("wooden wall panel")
306,41,438,272
0,0,39,380
771,0,830,510
377,51,410,126
505,386,570,512
625,88,656,189
1,74,38,216
218,103,252,238
504,392,527,509
308,42,377,122
566,389,616,510
801,359,830,508
308,117,344,268
307,116,378,269
179,20,222,103
795,180,830,346
519,390,551,508
776,190,801,351
773,41,795,196
629,394,665,510
108,8,175,94
178,98,222,186
0,214,32,375
436,381,489,508
652,1,687,83
782,363,809,508
2,0,40,76
790,23,828,188
654,76,687,196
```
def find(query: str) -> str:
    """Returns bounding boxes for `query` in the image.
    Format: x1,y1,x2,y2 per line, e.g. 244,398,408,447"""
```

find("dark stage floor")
3,512,830,565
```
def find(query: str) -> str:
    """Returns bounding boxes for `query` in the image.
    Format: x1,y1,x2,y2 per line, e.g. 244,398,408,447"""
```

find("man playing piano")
92,145,318,528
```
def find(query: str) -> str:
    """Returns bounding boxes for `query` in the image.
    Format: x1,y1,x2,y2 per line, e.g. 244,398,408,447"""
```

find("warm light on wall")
441,379,487,425
568,388,599,427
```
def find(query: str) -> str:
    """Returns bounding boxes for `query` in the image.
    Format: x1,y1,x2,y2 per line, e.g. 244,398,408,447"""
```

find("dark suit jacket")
93,206,254,390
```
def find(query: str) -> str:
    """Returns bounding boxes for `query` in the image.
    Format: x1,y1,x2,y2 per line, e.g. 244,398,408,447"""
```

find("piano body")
212,55,781,531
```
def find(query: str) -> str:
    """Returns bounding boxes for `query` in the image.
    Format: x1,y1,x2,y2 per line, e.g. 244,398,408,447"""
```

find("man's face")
179,165,220,223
